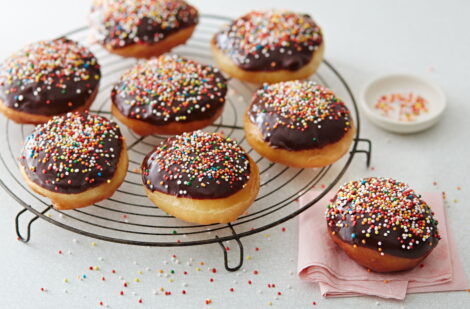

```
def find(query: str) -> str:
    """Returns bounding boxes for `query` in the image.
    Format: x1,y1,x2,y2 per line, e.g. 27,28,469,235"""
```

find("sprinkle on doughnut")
19,112,124,194
142,131,250,199
0,38,100,115
112,55,227,124
255,81,351,131
214,10,323,71
248,80,352,150
326,177,440,258
90,0,198,48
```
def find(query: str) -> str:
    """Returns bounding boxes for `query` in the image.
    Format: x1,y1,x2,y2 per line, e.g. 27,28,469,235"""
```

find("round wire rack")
0,14,372,271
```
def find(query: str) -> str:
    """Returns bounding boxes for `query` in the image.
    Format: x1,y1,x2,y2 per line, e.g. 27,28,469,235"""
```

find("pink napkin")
297,191,468,300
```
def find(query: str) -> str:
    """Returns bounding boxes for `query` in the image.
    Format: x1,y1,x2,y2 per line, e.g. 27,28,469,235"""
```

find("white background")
0,0,469,308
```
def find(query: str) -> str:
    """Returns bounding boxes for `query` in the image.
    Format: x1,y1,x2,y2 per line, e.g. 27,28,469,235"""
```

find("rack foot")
353,138,372,167
216,224,244,272
15,206,51,243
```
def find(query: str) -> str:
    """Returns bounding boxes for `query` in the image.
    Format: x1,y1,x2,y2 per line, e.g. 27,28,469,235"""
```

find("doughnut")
18,112,128,210
244,80,355,168
141,130,259,224
89,0,198,58
0,38,100,124
211,9,324,84
326,177,441,273
111,54,227,136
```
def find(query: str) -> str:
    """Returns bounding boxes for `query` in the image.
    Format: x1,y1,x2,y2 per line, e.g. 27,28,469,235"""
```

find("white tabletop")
1,1,469,308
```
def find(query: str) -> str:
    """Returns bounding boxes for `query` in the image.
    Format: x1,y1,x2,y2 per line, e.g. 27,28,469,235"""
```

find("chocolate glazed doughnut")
244,80,355,168
18,112,128,210
211,9,324,84
111,54,227,136
0,38,100,124
89,0,199,58
141,131,260,224
326,177,441,272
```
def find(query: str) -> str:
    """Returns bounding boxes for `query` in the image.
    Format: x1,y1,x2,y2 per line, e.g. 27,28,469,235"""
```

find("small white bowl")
360,73,446,133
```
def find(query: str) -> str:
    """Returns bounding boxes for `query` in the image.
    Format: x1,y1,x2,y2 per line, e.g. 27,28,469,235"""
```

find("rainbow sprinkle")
90,0,198,48
215,9,322,67
142,131,250,198
374,92,428,121
254,80,352,132
112,54,227,122
326,177,440,256
0,38,100,111
20,112,124,192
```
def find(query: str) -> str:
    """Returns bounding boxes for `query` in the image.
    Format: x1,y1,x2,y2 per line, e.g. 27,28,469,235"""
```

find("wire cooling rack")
0,14,372,271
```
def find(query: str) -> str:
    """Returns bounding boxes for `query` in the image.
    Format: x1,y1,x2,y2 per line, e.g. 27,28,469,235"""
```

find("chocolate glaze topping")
326,177,440,259
0,38,100,116
19,112,124,194
111,54,227,126
142,131,251,199
248,80,352,151
214,9,323,72
90,0,198,49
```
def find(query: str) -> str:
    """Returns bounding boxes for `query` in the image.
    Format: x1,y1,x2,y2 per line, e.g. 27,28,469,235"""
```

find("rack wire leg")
353,138,372,167
15,206,51,243
216,223,244,272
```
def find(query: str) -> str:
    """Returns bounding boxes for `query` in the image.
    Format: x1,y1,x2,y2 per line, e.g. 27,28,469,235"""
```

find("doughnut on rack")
0,14,372,271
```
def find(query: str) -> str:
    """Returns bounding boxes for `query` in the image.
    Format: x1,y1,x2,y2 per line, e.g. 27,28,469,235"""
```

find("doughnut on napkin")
297,191,467,300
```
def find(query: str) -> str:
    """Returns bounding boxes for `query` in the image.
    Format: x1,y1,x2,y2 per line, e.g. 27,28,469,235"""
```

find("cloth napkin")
297,191,468,300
